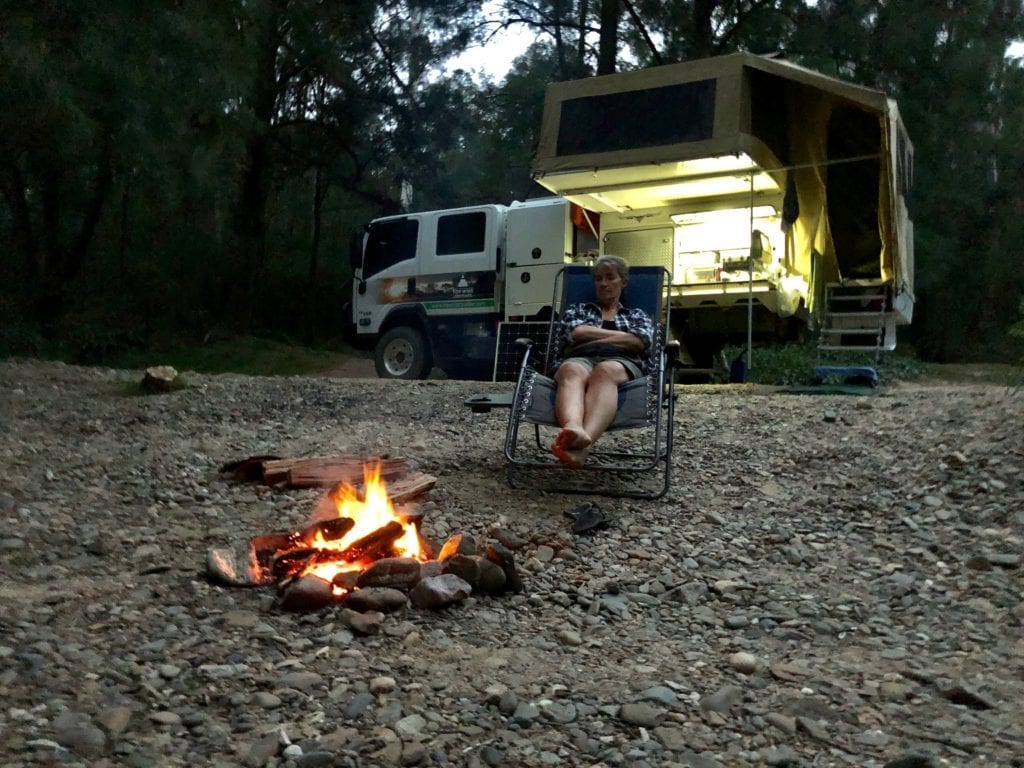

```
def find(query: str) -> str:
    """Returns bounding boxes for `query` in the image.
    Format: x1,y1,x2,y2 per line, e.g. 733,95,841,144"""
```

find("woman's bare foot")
552,427,592,467
553,426,591,451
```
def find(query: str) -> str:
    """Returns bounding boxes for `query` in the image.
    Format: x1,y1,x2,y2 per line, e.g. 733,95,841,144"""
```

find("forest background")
2,0,1023,368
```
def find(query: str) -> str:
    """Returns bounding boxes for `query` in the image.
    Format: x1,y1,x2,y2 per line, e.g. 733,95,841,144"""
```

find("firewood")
299,517,354,546
383,473,436,503
337,520,405,562
266,456,408,487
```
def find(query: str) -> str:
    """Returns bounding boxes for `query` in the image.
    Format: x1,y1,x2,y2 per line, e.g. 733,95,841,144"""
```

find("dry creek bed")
0,359,1022,768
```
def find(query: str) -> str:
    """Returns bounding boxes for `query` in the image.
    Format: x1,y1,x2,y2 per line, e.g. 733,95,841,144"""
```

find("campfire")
209,455,522,619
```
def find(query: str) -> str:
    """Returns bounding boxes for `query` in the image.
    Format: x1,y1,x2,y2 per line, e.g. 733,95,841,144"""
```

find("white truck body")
352,197,595,379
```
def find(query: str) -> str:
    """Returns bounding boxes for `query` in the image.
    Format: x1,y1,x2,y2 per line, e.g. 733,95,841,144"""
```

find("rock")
619,702,665,727
339,608,385,635
409,574,472,609
357,557,422,589
52,710,108,758
369,675,397,694
141,365,185,393
243,731,281,767
728,651,759,674
344,586,409,613
883,753,939,768
699,685,743,714
278,575,335,611
442,553,482,588
296,751,336,767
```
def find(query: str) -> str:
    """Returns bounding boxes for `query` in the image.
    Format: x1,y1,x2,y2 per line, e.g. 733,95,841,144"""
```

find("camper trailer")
351,53,914,379
532,51,914,365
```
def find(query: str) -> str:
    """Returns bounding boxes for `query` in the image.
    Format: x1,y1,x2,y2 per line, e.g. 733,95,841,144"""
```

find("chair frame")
503,265,677,499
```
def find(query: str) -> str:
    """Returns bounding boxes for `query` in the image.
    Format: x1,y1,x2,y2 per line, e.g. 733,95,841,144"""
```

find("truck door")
505,200,574,319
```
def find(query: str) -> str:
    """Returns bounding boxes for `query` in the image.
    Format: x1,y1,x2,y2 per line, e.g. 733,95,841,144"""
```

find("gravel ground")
1,358,1022,768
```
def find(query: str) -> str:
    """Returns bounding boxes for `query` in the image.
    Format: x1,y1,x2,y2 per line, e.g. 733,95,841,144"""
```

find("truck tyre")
374,326,433,379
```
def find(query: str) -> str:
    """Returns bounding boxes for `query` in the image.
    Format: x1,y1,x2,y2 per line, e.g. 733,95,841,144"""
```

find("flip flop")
567,502,608,534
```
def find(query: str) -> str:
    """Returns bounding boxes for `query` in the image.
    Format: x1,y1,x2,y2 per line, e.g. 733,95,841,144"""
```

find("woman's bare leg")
553,361,629,467
553,362,592,463
580,361,630,447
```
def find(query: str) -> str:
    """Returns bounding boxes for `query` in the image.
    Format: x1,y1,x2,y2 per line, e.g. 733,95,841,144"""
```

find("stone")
345,586,409,613
357,557,422,590
409,574,472,609
619,702,665,727
699,685,743,714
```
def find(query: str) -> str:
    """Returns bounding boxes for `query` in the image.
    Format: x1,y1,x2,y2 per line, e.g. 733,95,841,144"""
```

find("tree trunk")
306,165,326,345
597,0,620,75
577,0,588,72
230,1,282,331
691,0,715,60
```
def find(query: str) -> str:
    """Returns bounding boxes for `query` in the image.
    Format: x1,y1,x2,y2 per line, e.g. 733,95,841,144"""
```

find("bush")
720,340,928,386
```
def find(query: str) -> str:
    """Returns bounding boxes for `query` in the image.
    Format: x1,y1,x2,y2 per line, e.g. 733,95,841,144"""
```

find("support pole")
747,175,754,371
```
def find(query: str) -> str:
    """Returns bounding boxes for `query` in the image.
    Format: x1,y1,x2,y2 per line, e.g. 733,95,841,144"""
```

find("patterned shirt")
552,302,656,374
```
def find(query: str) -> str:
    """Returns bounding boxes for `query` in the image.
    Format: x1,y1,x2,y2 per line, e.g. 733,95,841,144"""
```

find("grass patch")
721,341,930,386
98,337,367,377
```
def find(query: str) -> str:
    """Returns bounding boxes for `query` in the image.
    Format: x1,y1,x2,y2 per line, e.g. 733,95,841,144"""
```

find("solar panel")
492,322,551,382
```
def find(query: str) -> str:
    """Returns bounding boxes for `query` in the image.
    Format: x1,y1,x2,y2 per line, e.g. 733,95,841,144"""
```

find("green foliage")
721,341,929,386
103,337,360,377
1010,299,1024,339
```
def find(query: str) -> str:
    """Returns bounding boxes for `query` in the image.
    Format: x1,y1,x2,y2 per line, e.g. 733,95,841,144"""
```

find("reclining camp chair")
503,265,678,499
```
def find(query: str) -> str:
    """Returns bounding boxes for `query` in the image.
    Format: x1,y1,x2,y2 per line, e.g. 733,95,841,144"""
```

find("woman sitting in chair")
551,255,655,467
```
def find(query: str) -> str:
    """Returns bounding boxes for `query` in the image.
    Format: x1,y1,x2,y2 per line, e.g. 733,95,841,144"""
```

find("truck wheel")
374,326,433,379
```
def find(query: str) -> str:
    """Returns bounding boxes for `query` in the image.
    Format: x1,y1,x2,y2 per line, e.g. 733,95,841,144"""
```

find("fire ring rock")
278,574,334,612
409,573,472,610
344,586,409,613
356,556,422,590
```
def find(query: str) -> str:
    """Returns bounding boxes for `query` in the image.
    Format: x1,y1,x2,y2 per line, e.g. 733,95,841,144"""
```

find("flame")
303,463,422,585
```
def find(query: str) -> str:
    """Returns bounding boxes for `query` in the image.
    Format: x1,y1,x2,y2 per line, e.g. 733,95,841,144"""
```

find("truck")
350,196,598,380
350,51,914,378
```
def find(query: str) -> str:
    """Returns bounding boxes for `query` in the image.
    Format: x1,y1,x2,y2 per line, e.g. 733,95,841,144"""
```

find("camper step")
820,326,884,334
827,293,887,301
823,311,887,320
817,344,884,352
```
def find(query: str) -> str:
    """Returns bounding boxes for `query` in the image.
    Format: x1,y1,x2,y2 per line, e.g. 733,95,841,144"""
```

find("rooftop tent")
532,52,914,311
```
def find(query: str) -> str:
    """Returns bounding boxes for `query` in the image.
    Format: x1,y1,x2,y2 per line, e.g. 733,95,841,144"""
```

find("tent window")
557,79,716,156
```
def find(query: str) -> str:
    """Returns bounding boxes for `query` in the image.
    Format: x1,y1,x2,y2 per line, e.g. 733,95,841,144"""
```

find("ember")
208,457,523,617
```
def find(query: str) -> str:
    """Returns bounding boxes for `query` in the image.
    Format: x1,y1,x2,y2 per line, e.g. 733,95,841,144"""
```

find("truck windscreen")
364,218,419,279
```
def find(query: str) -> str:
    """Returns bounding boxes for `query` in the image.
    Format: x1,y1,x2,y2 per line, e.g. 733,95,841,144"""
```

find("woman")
550,255,654,467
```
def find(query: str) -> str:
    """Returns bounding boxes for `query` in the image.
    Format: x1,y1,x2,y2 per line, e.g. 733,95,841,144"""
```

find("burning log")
252,532,301,573
339,520,406,562
299,517,354,546
270,520,407,581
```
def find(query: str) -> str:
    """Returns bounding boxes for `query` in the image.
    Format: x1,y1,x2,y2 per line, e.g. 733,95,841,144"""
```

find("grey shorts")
560,356,643,380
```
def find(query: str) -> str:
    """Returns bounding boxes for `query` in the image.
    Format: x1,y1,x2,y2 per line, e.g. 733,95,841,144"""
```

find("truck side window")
437,212,486,255
364,219,418,278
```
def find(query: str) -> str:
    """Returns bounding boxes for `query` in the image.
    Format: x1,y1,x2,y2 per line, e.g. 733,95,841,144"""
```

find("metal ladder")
814,282,889,385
